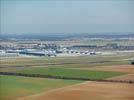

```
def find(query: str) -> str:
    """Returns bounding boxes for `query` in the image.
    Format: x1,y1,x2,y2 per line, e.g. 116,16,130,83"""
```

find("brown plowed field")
77,65,134,73
107,74,134,81
19,81,134,100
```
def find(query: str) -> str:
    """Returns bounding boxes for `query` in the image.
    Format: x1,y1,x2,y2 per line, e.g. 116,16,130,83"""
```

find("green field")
16,67,125,80
0,75,82,100
0,53,133,100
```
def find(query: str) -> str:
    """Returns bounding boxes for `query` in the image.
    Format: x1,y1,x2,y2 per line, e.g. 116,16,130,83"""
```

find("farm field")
82,39,134,46
107,74,134,81
19,81,134,100
0,75,82,100
74,65,134,73
0,53,133,74
71,64,134,81
15,67,125,80
0,53,134,68
0,53,134,100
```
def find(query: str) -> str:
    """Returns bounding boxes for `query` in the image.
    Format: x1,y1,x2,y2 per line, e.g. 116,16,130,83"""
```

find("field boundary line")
0,72,134,84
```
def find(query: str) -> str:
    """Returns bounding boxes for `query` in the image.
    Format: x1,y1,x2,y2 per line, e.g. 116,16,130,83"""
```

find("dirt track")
19,81,134,100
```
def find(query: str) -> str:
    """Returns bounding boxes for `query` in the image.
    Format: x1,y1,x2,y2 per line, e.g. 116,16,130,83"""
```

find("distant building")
19,49,56,57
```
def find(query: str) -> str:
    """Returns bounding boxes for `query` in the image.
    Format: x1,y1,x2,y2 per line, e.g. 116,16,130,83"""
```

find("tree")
131,61,134,65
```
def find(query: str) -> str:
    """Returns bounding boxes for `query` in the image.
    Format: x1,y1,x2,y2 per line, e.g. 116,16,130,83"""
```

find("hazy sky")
0,0,134,34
